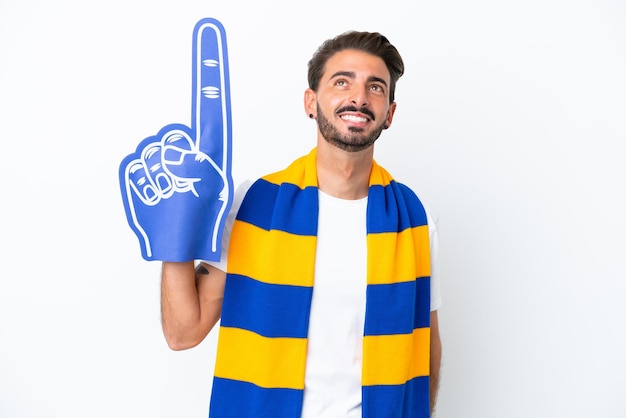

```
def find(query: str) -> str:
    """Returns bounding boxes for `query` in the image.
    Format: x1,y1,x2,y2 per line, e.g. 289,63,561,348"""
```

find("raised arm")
160,261,226,350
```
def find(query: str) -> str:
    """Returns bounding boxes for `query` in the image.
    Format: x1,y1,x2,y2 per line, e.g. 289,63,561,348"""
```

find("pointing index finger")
192,18,232,172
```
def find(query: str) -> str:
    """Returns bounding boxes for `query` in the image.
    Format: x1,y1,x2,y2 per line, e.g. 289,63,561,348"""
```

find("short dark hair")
307,31,405,103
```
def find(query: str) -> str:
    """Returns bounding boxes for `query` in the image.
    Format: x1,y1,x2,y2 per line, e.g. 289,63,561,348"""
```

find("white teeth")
341,114,367,123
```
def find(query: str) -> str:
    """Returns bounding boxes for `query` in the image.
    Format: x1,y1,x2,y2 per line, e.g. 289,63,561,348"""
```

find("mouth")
340,113,370,123
336,106,375,125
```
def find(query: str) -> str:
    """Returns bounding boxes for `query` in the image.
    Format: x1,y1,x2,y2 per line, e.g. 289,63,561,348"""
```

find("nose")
350,84,369,108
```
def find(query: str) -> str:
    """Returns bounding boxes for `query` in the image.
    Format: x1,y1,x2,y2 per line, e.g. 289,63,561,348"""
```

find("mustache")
336,105,376,121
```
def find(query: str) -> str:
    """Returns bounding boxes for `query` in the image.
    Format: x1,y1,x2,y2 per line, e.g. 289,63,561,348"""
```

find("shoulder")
392,180,439,231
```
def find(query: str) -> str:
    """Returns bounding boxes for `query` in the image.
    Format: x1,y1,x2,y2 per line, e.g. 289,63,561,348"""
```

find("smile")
340,114,369,123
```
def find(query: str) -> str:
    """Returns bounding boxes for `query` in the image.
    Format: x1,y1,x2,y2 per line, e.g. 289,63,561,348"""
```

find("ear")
384,101,397,129
304,88,317,118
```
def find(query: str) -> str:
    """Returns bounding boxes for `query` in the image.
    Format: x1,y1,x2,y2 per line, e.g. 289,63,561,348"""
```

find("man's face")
314,49,396,153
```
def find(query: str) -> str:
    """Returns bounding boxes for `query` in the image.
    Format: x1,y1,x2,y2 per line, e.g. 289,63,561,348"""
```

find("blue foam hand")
119,18,233,262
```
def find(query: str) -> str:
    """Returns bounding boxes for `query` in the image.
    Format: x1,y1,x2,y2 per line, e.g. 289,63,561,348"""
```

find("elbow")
164,334,201,351
162,327,204,351
161,313,219,351
167,342,195,351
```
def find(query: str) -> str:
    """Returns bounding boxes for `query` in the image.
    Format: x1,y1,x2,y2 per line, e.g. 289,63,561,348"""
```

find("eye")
335,79,348,87
369,84,384,93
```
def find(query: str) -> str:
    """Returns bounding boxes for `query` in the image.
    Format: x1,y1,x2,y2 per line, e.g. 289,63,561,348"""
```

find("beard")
316,104,386,153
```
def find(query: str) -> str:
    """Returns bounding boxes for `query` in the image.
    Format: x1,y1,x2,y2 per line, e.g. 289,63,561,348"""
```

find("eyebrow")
330,71,389,88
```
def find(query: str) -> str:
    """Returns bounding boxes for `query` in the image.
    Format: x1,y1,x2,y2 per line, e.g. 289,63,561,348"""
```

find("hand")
119,18,233,262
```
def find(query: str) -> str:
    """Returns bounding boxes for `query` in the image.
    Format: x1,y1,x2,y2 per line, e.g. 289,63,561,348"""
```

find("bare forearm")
430,350,441,415
430,311,442,415
161,260,228,351
161,261,202,349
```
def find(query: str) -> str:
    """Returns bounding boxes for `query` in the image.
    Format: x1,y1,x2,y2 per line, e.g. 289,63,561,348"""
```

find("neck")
315,139,373,200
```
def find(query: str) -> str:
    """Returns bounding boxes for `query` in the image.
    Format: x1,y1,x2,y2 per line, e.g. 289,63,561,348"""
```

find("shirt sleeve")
203,179,254,272
424,201,442,311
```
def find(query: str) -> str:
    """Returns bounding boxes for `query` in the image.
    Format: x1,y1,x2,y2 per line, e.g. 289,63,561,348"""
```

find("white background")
1,0,625,417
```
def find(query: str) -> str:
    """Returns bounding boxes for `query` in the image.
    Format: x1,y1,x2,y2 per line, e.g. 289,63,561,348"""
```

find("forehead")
323,49,390,83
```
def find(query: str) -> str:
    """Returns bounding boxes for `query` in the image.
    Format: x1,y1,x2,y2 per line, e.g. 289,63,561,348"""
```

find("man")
161,30,442,417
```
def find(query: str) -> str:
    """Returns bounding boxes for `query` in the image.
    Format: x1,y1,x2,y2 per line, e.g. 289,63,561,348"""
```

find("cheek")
380,104,394,120
318,90,349,108
318,98,342,115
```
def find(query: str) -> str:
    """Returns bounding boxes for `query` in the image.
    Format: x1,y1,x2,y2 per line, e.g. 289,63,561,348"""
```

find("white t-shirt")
300,190,368,417
208,180,442,417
